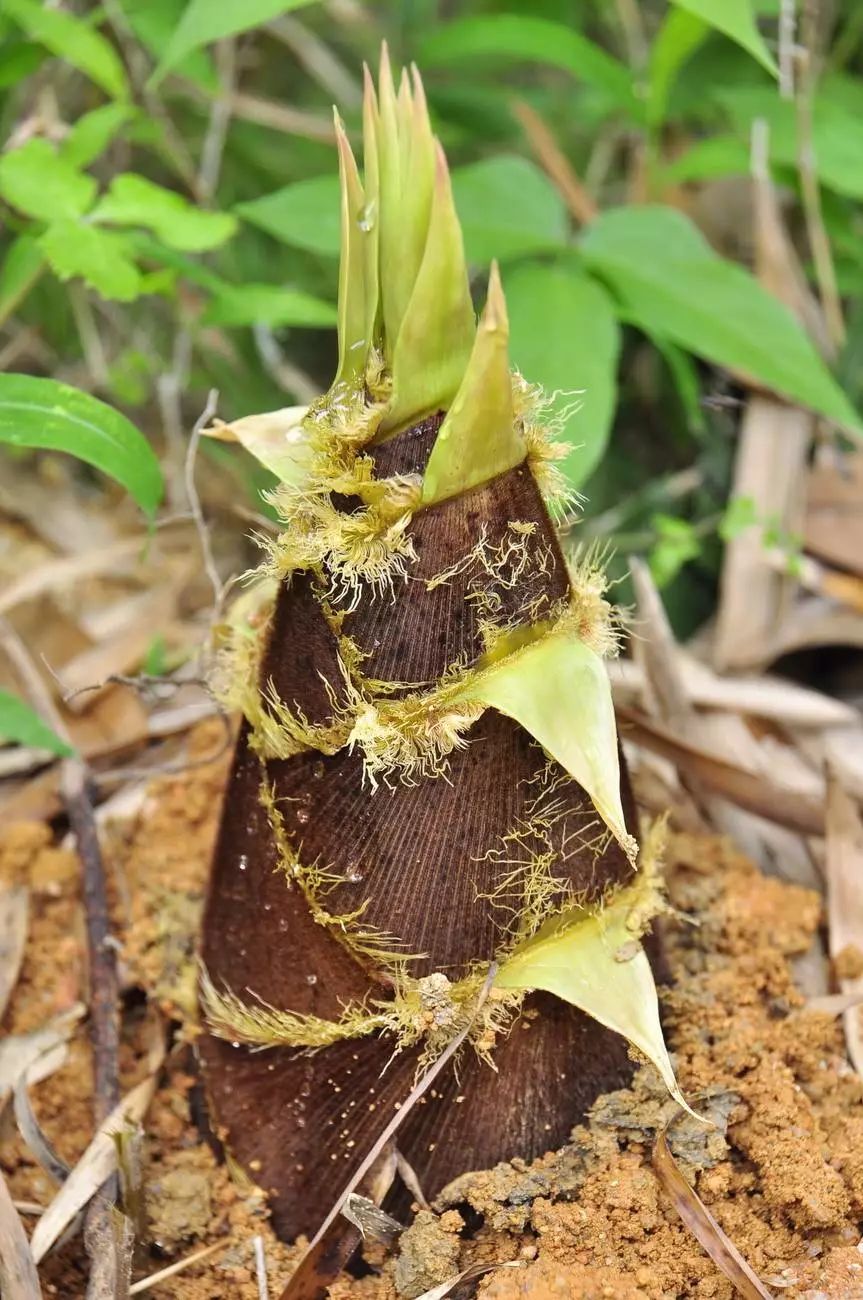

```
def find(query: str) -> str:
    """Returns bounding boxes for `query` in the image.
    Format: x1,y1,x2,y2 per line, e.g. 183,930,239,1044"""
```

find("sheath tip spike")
421,259,522,505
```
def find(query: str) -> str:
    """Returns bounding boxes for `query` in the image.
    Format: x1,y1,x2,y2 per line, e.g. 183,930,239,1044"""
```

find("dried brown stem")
512,100,598,225
0,618,121,1285
794,9,845,350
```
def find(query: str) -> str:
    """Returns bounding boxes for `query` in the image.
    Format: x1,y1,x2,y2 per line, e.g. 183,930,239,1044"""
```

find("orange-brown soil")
1,720,861,1298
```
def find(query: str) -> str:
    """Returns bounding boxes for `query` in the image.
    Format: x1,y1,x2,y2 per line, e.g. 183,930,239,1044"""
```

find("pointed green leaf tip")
495,869,699,1117
334,112,368,385
422,261,525,504
329,49,476,429
461,629,636,863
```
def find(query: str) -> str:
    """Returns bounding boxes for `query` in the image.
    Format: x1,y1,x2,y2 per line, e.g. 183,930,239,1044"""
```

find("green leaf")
649,515,701,588
647,9,709,127
382,144,476,433
669,0,777,76
0,139,96,222
0,39,45,89
61,104,135,168
151,0,316,83
716,85,863,200
662,134,751,184
0,691,73,757
451,157,569,265
0,235,45,324
495,867,694,1114
236,174,341,256
202,284,337,328
117,0,218,92
581,206,863,436
419,15,636,112
4,0,129,98
40,221,142,303
506,262,620,489
91,175,237,252
0,374,162,517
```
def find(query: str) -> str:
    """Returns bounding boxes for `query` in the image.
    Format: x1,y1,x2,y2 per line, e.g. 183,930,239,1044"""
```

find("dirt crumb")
394,1208,463,1297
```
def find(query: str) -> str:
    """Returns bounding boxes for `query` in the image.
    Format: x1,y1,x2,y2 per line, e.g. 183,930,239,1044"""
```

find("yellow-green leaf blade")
463,631,635,862
422,261,523,505
495,881,694,1115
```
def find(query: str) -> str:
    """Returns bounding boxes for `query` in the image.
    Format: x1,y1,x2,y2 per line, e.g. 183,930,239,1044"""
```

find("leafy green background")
1,0,862,633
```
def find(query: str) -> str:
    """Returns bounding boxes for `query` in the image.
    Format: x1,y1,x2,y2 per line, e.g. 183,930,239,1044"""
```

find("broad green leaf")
662,134,751,184
461,630,636,862
61,104,135,168
202,284,337,328
669,0,777,76
647,9,709,127
0,39,44,89
0,374,162,517
0,139,96,223
716,85,863,200
581,206,863,436
236,174,341,256
452,157,569,265
91,175,237,252
506,262,620,489
0,691,74,757
204,406,311,485
419,15,636,113
151,0,316,83
117,0,218,92
495,873,694,1114
422,263,523,505
0,235,45,325
4,0,129,98
40,221,142,303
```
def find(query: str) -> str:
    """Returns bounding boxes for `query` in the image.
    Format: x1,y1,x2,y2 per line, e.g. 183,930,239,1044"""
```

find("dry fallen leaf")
653,1124,774,1300
414,1261,522,1299
30,1068,160,1263
617,706,825,837
0,1166,41,1300
825,778,863,1074
0,886,29,1022
0,1004,83,1109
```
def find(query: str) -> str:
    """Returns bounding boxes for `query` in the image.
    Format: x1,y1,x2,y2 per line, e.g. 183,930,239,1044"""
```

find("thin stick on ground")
653,1121,774,1300
0,617,121,1284
184,389,223,615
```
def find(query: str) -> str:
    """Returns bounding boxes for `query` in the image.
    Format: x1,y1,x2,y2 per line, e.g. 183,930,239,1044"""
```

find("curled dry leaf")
825,778,863,1074
204,406,310,486
653,1125,774,1300
617,706,825,837
0,1166,41,1300
0,1004,84,1108
13,1072,70,1184
0,885,29,1022
414,1261,522,1299
30,1066,160,1263
341,1194,402,1245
